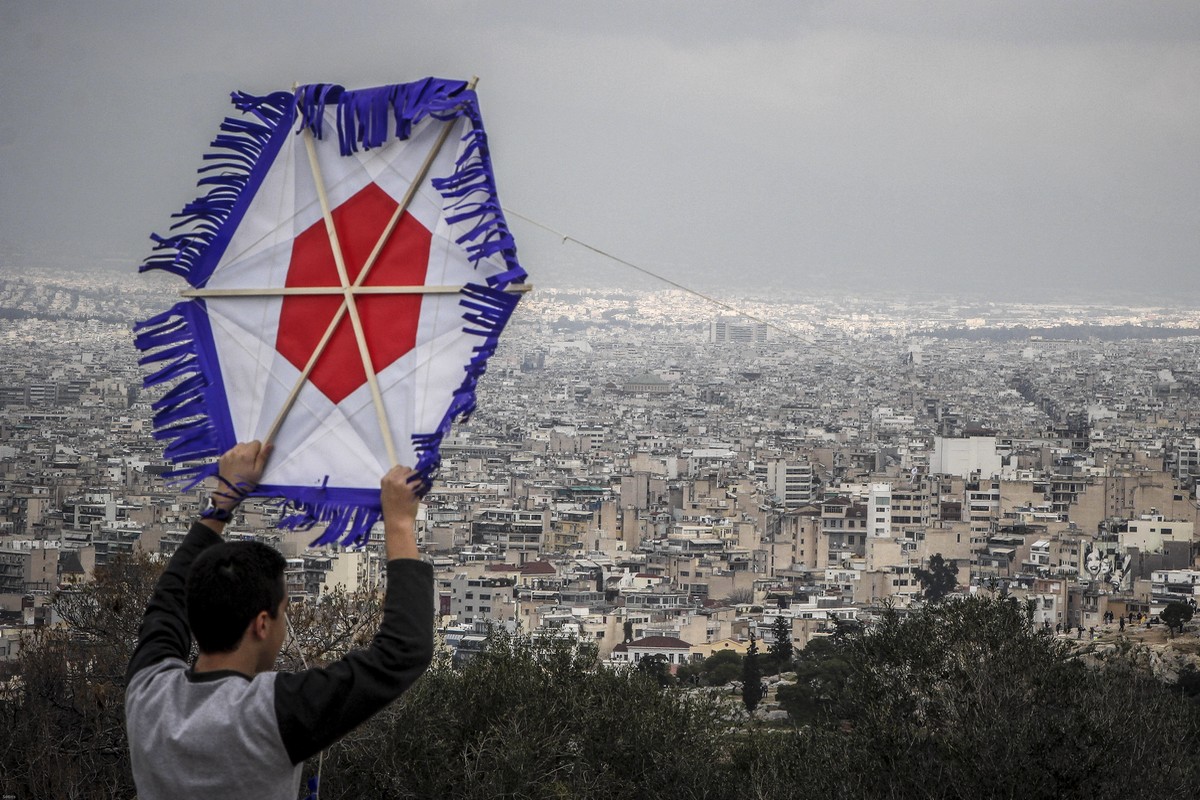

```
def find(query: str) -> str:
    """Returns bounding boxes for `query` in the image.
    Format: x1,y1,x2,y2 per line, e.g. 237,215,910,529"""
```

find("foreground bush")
2,559,1197,799
318,631,730,799
771,597,1200,799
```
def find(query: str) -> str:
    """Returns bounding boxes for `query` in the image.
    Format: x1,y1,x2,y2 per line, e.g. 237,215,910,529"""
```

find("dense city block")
2,268,1198,699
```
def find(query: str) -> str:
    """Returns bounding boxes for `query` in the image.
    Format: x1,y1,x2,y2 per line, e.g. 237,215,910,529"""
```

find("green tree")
914,552,957,603
1161,601,1194,638
679,648,743,687
828,597,1200,798
737,597,1200,798
10,553,1200,799
776,636,852,725
675,660,702,686
636,653,674,687
1178,664,1200,701
742,631,763,713
704,648,745,686
768,615,794,673
319,627,729,798
0,551,163,799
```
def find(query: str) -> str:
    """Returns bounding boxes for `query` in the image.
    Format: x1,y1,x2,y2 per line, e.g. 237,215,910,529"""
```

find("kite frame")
134,79,527,545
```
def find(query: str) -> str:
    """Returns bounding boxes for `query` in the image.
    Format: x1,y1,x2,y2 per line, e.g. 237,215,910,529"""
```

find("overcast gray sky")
1,1,1197,301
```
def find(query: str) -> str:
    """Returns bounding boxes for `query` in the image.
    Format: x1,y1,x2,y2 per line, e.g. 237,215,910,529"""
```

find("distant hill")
928,324,1200,341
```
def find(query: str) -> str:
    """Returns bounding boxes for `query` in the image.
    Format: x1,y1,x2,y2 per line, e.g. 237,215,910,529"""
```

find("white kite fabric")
134,80,526,545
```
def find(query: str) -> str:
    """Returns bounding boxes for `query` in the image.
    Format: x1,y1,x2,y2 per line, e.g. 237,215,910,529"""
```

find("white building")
965,482,1001,538
1149,570,1200,616
1120,514,1193,553
709,317,769,344
607,635,694,672
756,458,816,508
449,572,518,625
868,483,892,537
931,435,1002,479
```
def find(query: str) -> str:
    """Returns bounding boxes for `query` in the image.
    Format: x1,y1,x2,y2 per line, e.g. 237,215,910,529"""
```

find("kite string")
287,614,325,799
505,211,841,355
503,211,937,384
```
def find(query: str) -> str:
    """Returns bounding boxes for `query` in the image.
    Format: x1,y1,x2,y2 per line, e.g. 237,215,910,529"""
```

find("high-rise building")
868,483,892,538
756,458,815,508
710,317,769,344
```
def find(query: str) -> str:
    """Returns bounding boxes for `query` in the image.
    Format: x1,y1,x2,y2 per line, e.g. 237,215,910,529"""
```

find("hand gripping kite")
134,79,527,546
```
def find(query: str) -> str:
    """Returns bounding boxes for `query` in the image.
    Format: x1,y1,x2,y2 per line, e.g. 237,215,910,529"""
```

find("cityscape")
2,264,1198,708
3,1,1198,795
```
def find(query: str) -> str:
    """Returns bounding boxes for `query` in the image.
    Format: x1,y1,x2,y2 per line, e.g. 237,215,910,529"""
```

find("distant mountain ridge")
928,324,1200,341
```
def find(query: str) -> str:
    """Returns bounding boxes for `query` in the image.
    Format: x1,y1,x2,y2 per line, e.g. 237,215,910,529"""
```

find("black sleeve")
125,521,223,683
274,558,435,764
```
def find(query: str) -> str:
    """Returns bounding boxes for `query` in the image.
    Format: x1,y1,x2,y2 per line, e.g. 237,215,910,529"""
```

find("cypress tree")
742,630,763,712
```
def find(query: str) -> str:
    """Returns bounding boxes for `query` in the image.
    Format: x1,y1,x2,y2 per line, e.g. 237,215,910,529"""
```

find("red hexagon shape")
276,182,432,404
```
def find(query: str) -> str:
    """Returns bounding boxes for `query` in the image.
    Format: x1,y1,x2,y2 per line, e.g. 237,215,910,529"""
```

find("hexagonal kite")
134,79,527,545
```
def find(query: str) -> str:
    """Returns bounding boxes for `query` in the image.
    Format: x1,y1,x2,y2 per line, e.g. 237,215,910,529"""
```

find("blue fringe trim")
410,279,524,489
296,78,470,156
271,485,384,548
133,302,224,481
139,91,293,284
413,93,527,490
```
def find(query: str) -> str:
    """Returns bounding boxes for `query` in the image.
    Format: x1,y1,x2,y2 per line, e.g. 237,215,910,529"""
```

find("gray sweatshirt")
125,522,434,799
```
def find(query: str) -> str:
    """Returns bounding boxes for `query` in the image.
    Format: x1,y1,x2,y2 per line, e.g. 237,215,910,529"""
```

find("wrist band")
203,474,258,523
213,473,255,502
201,497,235,523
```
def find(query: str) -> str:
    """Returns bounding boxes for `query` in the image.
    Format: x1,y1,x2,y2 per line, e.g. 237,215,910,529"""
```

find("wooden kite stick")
182,284,532,298
262,80,486,462
330,78,482,468
353,76,480,289
342,293,399,468
263,303,348,448
293,126,400,466
301,128,355,292
300,128,399,466
264,129,372,452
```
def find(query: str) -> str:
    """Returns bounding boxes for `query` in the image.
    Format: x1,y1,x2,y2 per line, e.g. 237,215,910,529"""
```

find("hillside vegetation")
1,557,1197,799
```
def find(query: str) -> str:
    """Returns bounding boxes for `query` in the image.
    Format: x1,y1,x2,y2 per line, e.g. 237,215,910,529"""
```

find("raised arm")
379,464,421,561
273,466,434,764
125,442,271,682
197,440,272,535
